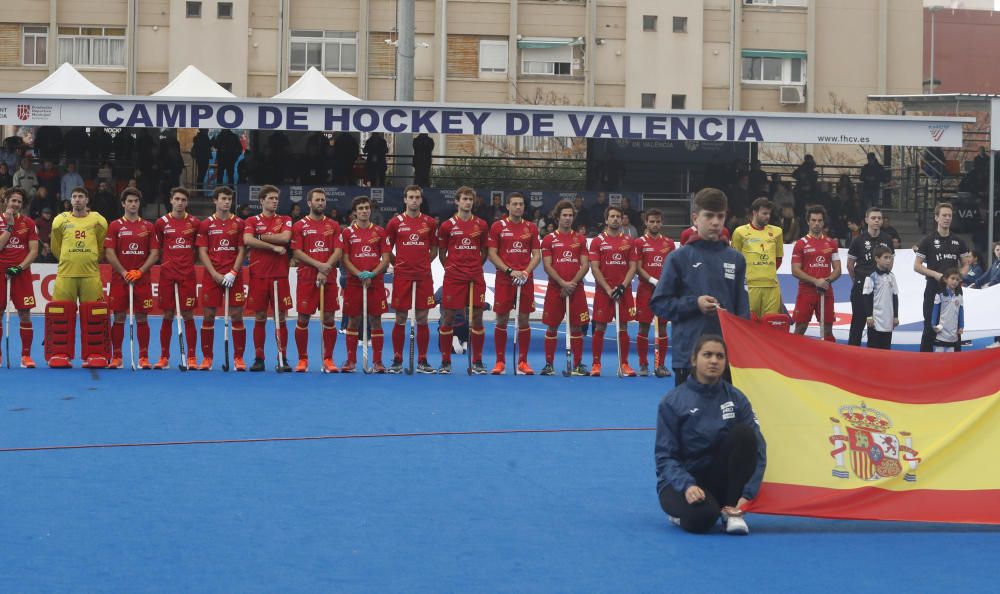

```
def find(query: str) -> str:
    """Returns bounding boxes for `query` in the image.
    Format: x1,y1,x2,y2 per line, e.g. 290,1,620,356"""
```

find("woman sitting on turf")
654,335,767,535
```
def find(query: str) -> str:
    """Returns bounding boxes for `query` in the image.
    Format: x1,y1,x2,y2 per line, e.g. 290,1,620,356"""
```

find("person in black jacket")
654,335,766,535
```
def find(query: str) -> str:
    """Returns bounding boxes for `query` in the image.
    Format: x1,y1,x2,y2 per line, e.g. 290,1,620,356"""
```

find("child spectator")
963,251,985,287
931,267,964,352
862,245,898,350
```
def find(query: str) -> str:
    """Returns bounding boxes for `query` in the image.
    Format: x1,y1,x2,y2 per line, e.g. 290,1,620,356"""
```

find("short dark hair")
691,334,727,363
4,187,26,202
120,187,142,203
169,187,190,199
873,245,893,259
552,199,575,220
643,208,663,222
751,197,775,213
507,192,525,205
455,185,475,200
865,206,882,219
307,188,326,201
258,185,280,201
692,188,728,214
71,186,90,198
403,185,422,196
604,205,624,220
806,205,828,222
212,185,234,200
351,195,372,212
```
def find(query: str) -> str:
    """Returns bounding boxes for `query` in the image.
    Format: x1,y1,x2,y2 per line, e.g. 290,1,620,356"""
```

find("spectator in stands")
622,214,639,238
92,180,118,222
29,186,54,219
35,206,54,263
489,193,507,222
963,251,985,287
0,163,12,189
331,132,359,186
63,127,89,162
191,129,213,186
792,154,818,217
214,128,243,185
363,132,389,187
237,204,252,219
749,160,769,197
413,133,435,188
90,127,113,160
473,192,491,222
859,152,886,211
573,195,591,231
728,173,750,223
60,162,83,202
13,158,38,200
237,150,256,185
621,196,641,234
588,192,609,232
34,126,62,161
0,137,21,172
113,129,136,179
973,147,990,192
96,161,114,187
880,214,901,246
778,204,799,244
36,160,59,198
158,135,184,202
289,203,304,221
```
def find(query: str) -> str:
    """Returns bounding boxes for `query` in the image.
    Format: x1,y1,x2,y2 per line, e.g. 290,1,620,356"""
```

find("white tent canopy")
153,65,236,98
20,63,111,95
273,67,359,101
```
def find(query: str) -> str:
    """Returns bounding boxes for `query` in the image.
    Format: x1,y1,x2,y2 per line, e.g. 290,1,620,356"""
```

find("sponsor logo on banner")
929,125,949,142
530,192,544,207
370,188,384,204
610,193,623,207
17,104,30,120
828,403,921,482
289,186,304,203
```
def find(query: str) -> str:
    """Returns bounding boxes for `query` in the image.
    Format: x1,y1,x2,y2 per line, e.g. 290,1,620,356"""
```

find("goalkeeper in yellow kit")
731,197,784,320
47,187,110,368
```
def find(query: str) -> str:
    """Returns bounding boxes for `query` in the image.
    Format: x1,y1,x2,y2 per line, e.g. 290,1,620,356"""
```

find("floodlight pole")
394,0,416,184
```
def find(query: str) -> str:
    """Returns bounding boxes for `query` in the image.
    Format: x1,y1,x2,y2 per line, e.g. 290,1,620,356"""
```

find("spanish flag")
719,311,1000,524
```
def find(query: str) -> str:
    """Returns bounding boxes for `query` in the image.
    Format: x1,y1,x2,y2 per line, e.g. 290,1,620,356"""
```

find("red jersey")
680,225,730,246
104,217,158,283
541,230,587,282
792,234,840,283
438,215,488,282
487,217,539,270
155,213,200,281
341,222,386,286
291,216,342,285
245,213,293,279
630,234,676,280
384,212,437,281
0,214,38,268
589,231,634,286
196,214,245,273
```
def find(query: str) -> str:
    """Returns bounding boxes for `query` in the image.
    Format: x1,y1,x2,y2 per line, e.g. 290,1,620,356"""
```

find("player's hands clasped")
685,485,706,504
222,271,237,288
610,284,625,301
123,269,142,283
357,271,375,281
6,265,23,278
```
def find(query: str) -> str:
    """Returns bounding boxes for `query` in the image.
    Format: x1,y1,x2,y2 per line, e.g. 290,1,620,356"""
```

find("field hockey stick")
174,284,187,371
511,284,520,375
128,283,136,371
406,281,416,375
819,288,825,341
221,286,231,372
4,276,10,369
562,294,573,377
615,299,624,378
653,315,660,375
467,282,474,376
273,280,285,372
362,281,372,374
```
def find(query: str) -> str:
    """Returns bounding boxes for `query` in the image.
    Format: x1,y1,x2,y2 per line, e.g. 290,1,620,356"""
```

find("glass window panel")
324,42,341,71
290,43,306,71
25,26,48,34
761,57,782,81
341,42,357,71
291,30,323,38
59,26,80,35
790,58,802,82
106,28,126,37
741,57,754,80
57,38,73,64
36,38,46,64
306,42,322,68
23,37,35,64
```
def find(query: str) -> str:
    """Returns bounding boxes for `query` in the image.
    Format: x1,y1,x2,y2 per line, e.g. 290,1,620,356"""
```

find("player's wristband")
506,267,513,276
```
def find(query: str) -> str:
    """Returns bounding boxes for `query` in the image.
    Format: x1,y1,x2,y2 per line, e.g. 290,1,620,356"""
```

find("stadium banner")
720,311,1000,524
0,97,969,147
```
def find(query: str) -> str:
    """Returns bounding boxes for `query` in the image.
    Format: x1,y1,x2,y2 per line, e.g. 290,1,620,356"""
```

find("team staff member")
487,192,540,375
340,196,389,372
731,198,783,320
631,209,675,377
104,188,159,369
384,185,437,374
197,186,246,370
154,187,200,369
243,185,294,372
791,205,841,340
540,200,590,376
913,202,971,352
655,335,767,535
0,188,39,368
589,205,637,377
846,208,892,347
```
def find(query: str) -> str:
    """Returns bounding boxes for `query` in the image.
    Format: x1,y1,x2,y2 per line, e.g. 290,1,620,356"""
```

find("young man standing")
487,192,541,375
0,188,39,368
290,188,343,373
104,188,159,369
540,199,590,376
631,209,675,377
340,196,389,372
196,186,246,370
650,188,749,385
791,205,841,341
589,205,637,377
913,202,971,352
437,186,489,374
846,207,893,347
731,198,783,320
384,185,438,373
154,187,200,369
243,185,293,371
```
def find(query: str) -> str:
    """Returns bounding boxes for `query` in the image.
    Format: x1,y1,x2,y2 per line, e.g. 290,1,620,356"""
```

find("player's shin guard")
112,320,125,358
79,301,111,368
471,326,485,361
232,322,246,357
417,324,429,359
544,330,557,364
20,321,33,356
618,330,630,364
571,333,584,365
392,322,405,360
372,330,384,364
345,329,359,363
201,325,214,358
439,326,453,362
592,329,605,363
160,321,172,356
494,325,508,363
637,332,649,367
322,324,337,359
656,328,668,367
253,321,266,359
279,322,288,356
184,319,197,357
137,320,150,357
518,327,530,363
295,324,309,360
44,301,77,367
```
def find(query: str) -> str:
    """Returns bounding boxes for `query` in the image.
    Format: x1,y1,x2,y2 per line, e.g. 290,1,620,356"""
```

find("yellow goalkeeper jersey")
731,223,783,287
51,211,108,278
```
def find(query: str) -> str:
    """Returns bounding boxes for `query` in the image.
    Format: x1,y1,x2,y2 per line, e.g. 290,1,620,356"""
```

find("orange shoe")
322,358,339,373
108,357,123,369
233,356,247,372
373,361,386,374
48,354,73,369
295,359,309,373
20,355,36,369
198,357,213,371
83,355,108,369
187,356,198,370
138,356,153,370
619,363,638,377
153,357,170,370
590,362,602,377
516,361,535,375
490,361,505,375
341,360,356,373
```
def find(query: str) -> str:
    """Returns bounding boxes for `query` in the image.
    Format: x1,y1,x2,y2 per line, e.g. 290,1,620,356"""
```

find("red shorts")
634,284,661,324
202,281,246,310
441,276,486,310
0,270,36,310
246,277,292,313
159,276,197,312
793,286,835,325
342,282,388,317
592,287,635,324
493,278,536,315
390,275,436,311
108,280,154,313
541,284,590,328
296,280,339,315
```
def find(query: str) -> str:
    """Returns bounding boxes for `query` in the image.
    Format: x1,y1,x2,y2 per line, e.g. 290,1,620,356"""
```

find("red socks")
253,321,266,359
201,325,214,358
112,321,124,358
346,329,359,363
184,319,197,357
232,322,245,358
471,326,485,361
571,333,583,366
439,326,452,362
295,324,309,360
637,332,649,367
544,330,557,364
494,326,508,363
323,324,337,359
592,329,605,363
517,327,530,363
137,320,150,358
417,324,429,359
392,322,405,360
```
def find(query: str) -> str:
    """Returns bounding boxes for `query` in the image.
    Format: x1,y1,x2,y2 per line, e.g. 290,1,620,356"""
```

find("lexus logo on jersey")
512,241,524,250
9,237,20,246
653,255,663,263
612,253,623,261
128,242,139,251
219,239,230,247
815,255,827,264
461,237,472,246
362,245,373,253
409,233,421,242
315,240,326,249
562,250,573,258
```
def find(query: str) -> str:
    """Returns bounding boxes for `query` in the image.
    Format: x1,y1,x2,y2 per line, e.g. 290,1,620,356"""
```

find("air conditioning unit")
779,85,805,104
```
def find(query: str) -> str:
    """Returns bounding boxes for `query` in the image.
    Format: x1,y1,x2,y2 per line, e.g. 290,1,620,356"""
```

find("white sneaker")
667,515,681,527
987,342,1000,349
723,513,749,535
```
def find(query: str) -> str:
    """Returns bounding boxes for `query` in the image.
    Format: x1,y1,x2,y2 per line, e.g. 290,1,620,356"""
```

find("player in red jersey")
243,185,294,372
154,187,200,369
487,192,540,374
631,209,676,378
341,196,389,372
791,205,842,341
384,185,437,374
196,186,246,370
290,188,343,373
540,199,590,376
437,186,489,374
0,188,39,368
589,205,637,377
104,188,159,369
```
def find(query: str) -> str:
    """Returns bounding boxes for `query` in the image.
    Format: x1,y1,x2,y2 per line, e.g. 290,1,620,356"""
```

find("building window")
641,93,656,109
290,30,358,73
217,2,233,19
186,1,202,18
741,56,805,84
745,0,808,6
642,15,658,32
521,46,572,76
57,26,126,67
673,17,688,33
479,39,508,74
671,94,686,109
22,26,48,66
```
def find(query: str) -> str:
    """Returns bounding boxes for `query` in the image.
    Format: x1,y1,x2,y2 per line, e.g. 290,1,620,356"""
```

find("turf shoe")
516,361,534,375
153,357,170,370
540,364,555,376
138,356,152,370
572,363,589,376
250,358,266,372
322,358,339,373
388,359,403,374
233,356,247,372
472,360,488,375
638,364,649,377
590,363,602,377
438,361,452,375
198,358,213,371
620,363,638,377
417,360,436,374
295,359,309,373
490,361,505,375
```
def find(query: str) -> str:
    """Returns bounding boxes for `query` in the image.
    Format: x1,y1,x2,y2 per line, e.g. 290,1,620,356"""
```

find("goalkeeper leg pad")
45,301,77,368
80,301,111,369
